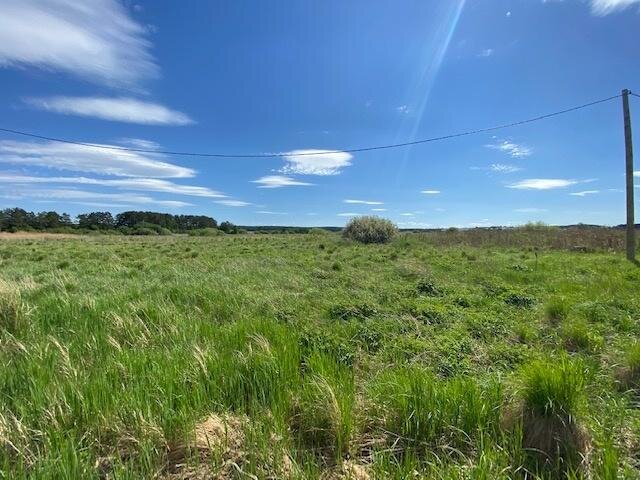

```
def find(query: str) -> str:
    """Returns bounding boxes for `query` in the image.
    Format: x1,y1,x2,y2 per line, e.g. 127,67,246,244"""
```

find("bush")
342,216,397,244
188,228,223,237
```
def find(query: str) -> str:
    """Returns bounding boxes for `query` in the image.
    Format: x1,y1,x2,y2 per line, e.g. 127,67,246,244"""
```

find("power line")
630,91,640,99
0,93,622,159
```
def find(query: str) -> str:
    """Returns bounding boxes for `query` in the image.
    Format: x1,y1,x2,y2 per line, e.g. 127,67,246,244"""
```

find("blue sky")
0,0,639,227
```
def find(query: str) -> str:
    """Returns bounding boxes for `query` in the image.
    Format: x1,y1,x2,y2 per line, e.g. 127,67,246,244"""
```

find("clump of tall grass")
510,356,590,474
544,296,569,323
560,319,603,353
342,216,397,244
615,342,640,391
289,353,355,463
367,367,502,457
0,280,26,333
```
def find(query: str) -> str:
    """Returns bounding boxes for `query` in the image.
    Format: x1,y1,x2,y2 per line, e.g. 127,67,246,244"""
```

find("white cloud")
215,199,251,207
2,188,191,208
514,208,548,213
280,149,353,176
0,140,194,178
0,173,225,198
590,0,640,15
0,0,157,87
634,171,639,177
421,190,441,194
337,212,359,217
256,210,287,215
371,208,387,212
396,105,410,114
251,175,313,188
507,178,578,190
486,140,532,158
26,96,193,126
344,199,383,205
490,163,522,173
400,213,415,217
570,190,600,196
478,48,494,57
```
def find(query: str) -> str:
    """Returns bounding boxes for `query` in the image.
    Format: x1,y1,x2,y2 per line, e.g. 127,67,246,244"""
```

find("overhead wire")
0,93,623,159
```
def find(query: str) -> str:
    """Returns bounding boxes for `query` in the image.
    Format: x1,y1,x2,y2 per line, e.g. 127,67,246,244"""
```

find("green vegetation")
342,216,398,244
0,232,639,478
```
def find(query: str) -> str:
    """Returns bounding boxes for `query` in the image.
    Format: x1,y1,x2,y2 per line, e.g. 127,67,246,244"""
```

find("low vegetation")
0,232,639,478
342,216,398,244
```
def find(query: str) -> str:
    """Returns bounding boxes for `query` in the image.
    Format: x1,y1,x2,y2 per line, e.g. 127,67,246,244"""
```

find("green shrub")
187,228,223,237
342,216,397,244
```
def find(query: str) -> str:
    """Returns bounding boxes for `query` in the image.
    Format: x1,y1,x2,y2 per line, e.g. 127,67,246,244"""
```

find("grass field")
1,233,639,479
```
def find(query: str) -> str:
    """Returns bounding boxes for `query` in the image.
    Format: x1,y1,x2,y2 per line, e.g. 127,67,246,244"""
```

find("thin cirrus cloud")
344,199,383,205
0,0,158,87
507,178,578,190
0,140,195,178
421,190,441,194
0,173,224,198
490,163,522,173
2,188,191,208
251,175,313,188
486,140,532,158
570,190,600,196
215,200,251,207
337,212,359,217
591,0,640,14
280,149,353,176
26,96,194,126
371,208,387,212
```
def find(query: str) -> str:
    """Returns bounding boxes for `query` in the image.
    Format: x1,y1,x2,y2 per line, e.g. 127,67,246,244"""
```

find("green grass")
0,233,639,478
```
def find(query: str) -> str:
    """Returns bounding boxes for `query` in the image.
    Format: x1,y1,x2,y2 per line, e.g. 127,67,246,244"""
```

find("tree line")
0,208,240,234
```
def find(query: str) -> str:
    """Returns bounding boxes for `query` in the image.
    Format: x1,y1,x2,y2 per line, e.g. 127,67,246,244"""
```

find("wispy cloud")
371,208,387,212
0,140,194,178
337,212,359,217
2,188,191,208
490,163,522,173
215,199,251,207
396,105,410,114
570,190,599,196
590,0,640,15
0,0,157,87
0,173,224,198
507,178,578,190
477,48,494,57
344,199,383,205
26,96,194,126
256,210,287,215
634,171,639,177
251,175,313,189
486,140,532,158
280,149,353,176
421,190,441,195
400,213,415,216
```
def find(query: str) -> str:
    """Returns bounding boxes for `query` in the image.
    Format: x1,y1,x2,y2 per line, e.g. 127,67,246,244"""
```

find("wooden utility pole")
622,89,636,262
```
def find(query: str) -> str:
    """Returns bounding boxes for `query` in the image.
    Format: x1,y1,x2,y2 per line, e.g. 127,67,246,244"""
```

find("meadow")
1,232,639,479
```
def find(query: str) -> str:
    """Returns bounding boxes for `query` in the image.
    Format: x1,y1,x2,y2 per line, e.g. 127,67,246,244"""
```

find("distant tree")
36,211,71,229
0,208,36,231
219,221,238,234
78,212,115,230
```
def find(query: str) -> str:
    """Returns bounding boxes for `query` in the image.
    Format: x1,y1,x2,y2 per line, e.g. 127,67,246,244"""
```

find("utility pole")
622,89,636,262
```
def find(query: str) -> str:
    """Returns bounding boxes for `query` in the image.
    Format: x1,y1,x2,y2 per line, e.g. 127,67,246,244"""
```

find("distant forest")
0,208,332,235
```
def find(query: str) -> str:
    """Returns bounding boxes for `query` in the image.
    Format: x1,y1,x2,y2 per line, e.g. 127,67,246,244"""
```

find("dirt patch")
164,413,247,479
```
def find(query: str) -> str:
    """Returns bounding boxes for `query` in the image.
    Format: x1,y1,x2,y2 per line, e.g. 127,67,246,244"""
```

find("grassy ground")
1,233,639,479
